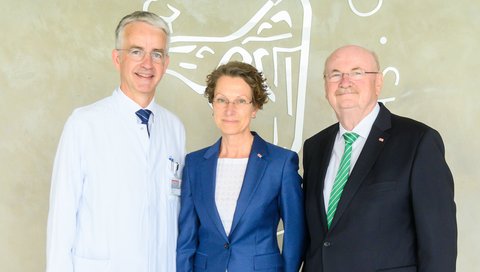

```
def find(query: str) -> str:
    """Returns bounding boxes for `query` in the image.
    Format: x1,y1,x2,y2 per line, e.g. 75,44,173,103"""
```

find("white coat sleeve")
46,113,85,272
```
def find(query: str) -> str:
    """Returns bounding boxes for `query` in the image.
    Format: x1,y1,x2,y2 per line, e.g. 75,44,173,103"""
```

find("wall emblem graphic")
143,0,399,151
145,0,312,152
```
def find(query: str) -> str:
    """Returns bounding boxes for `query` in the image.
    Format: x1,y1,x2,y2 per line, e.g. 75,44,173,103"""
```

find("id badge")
169,156,182,196
171,178,182,196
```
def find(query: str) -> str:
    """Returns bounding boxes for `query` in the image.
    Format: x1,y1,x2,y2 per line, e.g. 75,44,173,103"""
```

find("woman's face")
212,76,258,138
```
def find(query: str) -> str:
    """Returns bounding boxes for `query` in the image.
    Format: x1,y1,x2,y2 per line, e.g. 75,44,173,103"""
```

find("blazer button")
323,241,331,247
224,243,230,249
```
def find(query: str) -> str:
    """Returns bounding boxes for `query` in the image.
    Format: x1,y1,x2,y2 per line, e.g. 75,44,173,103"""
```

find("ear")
112,49,121,70
375,72,384,96
162,54,170,72
251,108,259,118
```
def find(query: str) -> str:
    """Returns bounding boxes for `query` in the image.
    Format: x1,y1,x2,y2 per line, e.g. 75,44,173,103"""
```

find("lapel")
229,132,269,236
329,103,392,230
199,138,229,240
312,126,338,233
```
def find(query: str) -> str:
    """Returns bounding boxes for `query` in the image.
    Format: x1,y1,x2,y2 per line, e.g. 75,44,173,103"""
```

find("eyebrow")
127,45,143,50
214,93,250,99
328,67,365,73
126,46,165,53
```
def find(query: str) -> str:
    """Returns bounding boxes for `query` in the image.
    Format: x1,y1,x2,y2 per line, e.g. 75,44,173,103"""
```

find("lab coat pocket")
73,255,110,272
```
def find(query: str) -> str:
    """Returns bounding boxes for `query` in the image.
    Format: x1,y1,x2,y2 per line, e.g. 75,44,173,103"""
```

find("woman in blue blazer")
177,61,305,272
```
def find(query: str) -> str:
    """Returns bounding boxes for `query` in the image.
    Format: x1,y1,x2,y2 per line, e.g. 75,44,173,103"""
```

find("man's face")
324,46,383,118
112,21,169,101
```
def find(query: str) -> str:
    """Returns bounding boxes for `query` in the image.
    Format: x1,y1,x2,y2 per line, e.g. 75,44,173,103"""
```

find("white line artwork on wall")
144,0,312,152
348,0,383,17
347,1,399,105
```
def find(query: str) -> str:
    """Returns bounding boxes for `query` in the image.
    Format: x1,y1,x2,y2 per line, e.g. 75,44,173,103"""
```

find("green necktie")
326,132,360,229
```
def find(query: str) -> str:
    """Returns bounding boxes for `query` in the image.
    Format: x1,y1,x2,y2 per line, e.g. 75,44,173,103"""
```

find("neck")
338,114,362,131
120,88,154,108
219,133,254,158
337,104,375,131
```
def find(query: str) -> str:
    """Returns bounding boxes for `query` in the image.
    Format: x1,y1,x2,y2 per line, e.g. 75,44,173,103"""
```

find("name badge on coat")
169,156,182,196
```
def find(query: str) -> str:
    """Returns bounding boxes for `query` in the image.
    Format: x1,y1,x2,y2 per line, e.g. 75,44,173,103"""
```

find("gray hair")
115,11,170,52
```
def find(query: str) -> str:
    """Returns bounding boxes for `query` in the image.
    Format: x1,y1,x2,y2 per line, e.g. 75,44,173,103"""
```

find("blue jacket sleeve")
279,151,306,272
176,155,199,272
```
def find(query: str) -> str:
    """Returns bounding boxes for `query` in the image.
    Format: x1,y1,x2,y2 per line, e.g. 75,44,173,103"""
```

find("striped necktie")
136,109,152,137
326,132,359,229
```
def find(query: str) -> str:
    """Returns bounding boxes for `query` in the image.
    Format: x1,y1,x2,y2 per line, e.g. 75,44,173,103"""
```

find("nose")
224,101,237,115
140,53,154,67
339,73,352,88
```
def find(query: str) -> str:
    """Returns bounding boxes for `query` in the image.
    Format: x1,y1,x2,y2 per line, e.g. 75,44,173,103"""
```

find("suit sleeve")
46,113,84,272
280,151,306,272
411,129,457,272
176,155,199,272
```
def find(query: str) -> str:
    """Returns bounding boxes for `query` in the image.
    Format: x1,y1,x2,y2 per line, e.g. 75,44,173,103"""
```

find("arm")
46,114,84,272
280,151,306,272
411,129,457,272
176,155,199,272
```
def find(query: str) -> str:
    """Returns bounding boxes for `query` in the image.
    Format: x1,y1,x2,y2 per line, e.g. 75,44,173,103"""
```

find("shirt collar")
339,103,380,139
114,87,156,122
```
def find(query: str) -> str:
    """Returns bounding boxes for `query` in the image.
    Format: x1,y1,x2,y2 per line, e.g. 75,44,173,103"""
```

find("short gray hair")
115,11,170,52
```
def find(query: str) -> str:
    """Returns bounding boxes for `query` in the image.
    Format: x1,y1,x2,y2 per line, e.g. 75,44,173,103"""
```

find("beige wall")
1,0,478,271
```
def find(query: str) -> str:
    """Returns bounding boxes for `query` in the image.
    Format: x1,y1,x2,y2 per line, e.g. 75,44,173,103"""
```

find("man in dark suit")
302,45,457,272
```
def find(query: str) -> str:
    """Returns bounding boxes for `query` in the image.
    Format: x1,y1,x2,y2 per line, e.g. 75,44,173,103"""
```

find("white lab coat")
46,89,185,272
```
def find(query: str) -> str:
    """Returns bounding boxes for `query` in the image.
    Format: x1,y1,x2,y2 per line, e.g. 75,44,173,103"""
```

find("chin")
220,129,249,137
220,129,240,136
135,86,156,94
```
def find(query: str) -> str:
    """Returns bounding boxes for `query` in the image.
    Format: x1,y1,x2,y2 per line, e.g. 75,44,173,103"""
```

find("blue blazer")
177,132,305,272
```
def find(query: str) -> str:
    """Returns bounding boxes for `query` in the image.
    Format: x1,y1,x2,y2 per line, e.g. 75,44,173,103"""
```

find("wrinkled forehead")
325,47,378,72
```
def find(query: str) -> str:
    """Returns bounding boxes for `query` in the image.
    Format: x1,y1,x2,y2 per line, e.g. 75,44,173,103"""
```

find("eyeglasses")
212,96,253,107
116,48,166,63
324,69,379,83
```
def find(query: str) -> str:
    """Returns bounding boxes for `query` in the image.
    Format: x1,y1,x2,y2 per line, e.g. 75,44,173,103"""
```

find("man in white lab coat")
46,11,185,272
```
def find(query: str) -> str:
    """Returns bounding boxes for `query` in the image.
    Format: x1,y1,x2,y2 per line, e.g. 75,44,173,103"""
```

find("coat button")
323,241,331,247
224,243,230,249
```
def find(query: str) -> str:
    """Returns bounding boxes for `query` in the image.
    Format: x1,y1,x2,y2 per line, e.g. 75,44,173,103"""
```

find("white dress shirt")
47,88,186,272
323,104,380,211
215,158,249,236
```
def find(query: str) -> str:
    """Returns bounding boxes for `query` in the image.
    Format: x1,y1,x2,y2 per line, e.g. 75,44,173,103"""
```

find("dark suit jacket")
302,104,457,272
177,132,306,272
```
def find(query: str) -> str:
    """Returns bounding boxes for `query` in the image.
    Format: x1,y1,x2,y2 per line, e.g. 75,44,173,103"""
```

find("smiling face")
112,21,170,106
324,45,383,120
213,76,258,138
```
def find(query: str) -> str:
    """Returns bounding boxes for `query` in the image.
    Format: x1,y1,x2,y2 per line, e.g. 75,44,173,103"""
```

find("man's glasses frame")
324,69,380,83
116,48,166,64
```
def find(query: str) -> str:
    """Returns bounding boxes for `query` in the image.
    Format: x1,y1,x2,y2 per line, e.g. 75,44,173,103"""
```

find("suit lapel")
199,139,229,240
329,104,392,230
229,133,268,236
313,126,338,233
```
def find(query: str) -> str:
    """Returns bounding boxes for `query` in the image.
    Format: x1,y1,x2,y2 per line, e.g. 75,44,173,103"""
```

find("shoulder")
377,103,440,139
304,123,337,148
152,103,185,131
66,95,115,126
251,136,299,167
185,145,212,162
389,113,440,139
265,141,298,159
370,108,446,157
